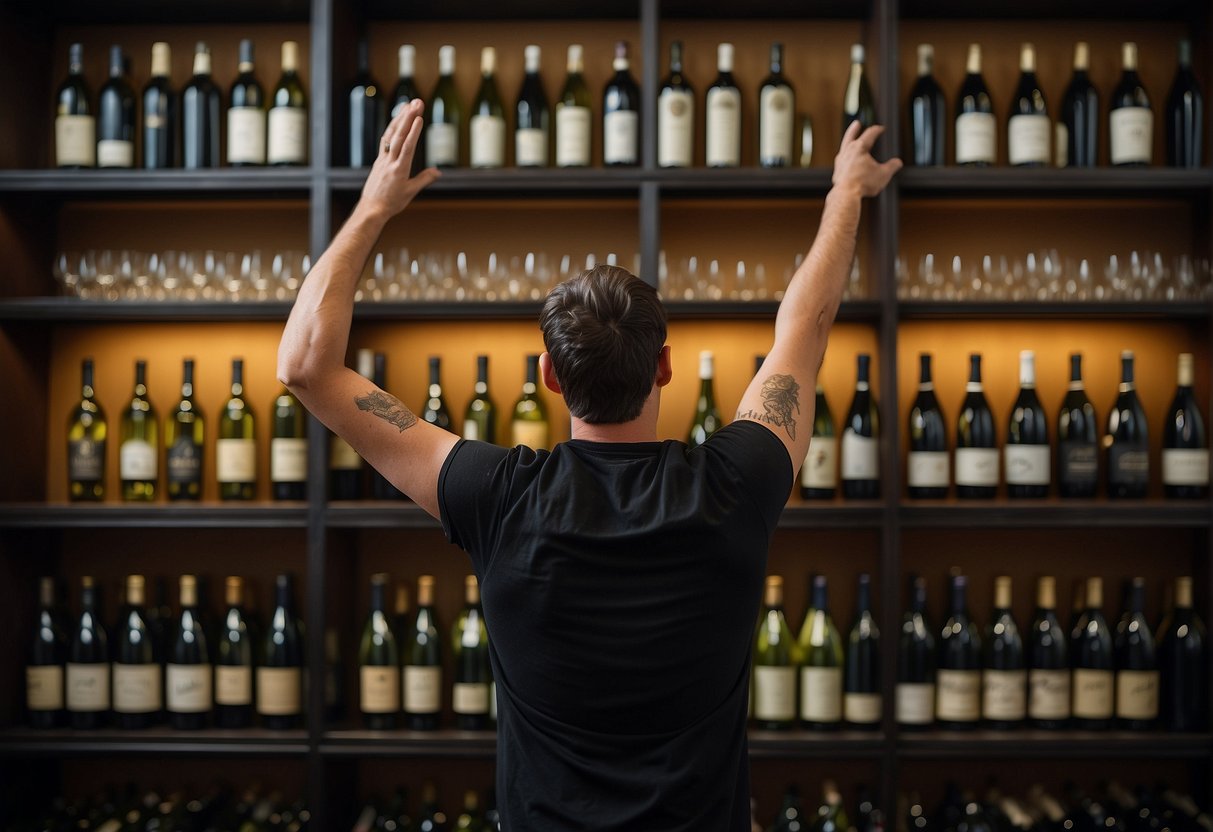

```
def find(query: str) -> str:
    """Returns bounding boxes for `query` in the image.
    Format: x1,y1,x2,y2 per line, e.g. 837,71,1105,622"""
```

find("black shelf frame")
0,728,310,757
0,503,310,529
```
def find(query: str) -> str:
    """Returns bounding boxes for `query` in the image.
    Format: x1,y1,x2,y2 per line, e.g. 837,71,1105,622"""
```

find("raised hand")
359,99,442,221
832,121,903,198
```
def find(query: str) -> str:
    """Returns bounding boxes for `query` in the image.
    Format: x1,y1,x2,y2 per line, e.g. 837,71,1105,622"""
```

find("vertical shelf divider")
640,0,662,287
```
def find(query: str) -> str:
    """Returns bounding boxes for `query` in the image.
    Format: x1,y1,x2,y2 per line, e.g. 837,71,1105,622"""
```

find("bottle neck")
370,582,386,614
949,581,967,616
82,361,95,398
231,361,244,396
811,581,828,611
275,581,293,614
525,357,539,387
855,579,871,614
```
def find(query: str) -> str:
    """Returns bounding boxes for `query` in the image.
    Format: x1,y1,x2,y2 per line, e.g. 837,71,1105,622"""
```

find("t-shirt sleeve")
438,438,513,574
700,420,794,533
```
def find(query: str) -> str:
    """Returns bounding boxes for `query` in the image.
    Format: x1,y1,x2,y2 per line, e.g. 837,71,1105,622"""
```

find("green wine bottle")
555,44,592,167
463,355,498,443
165,358,204,501
422,357,453,431
452,575,491,731
426,45,463,168
797,574,843,730
404,575,442,730
113,574,161,729
67,358,107,501
801,384,837,499
359,573,400,730
166,574,211,730
215,576,254,729
687,351,722,447
257,574,304,730
217,359,256,501
470,47,506,169
510,355,549,450
120,360,158,502
267,40,307,166
271,388,307,501
753,575,798,730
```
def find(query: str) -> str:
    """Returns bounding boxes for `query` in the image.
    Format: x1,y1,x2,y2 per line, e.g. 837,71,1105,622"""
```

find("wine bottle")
556,44,593,167
1006,351,1050,499
463,355,498,443
55,43,95,168
422,356,453,431
271,388,308,501
515,45,550,167
453,575,491,731
658,40,694,169
936,573,982,730
113,575,161,729
268,41,308,166
1059,42,1099,168
956,44,995,166
1159,576,1207,731
228,39,267,166
258,574,303,730
759,42,795,168
1166,40,1204,168
908,44,946,167
956,353,998,499
348,39,383,169
426,45,462,168
687,351,723,447
897,575,935,730
167,575,211,730
165,359,204,501
369,352,405,500
1057,353,1098,499
1163,353,1208,499
1110,42,1153,167
1026,576,1070,730
331,350,369,500
27,577,66,728
754,576,798,730
215,576,254,729
1071,576,1114,729
143,42,177,169
801,384,837,500
1007,43,1050,167
120,360,158,502
218,358,256,500
983,576,1026,729
360,573,401,730
68,358,107,502
844,573,882,731
907,353,949,499
66,576,109,729
454,791,483,832
841,44,876,137
1115,577,1159,729
97,45,135,168
182,42,221,169
1106,350,1149,499
798,575,843,730
706,43,741,168
511,355,550,450
841,354,880,499
470,47,506,169
603,41,641,167
404,575,442,731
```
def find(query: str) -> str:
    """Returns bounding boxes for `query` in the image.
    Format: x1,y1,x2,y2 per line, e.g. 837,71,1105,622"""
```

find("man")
278,99,900,830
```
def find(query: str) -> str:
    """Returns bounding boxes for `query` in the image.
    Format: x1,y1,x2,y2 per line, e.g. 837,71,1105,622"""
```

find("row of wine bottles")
354,782,498,832
753,573,1205,732
909,41,1203,168
765,780,881,832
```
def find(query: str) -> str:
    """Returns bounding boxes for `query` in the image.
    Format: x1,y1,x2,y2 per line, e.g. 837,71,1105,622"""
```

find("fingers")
381,99,423,157
412,167,442,192
841,119,862,146
392,105,425,163
856,124,885,153
881,157,904,176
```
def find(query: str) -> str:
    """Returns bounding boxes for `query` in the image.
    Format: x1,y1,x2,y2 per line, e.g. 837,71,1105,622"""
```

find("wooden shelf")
0,170,312,199
652,167,834,196
2,0,311,24
898,0,1202,19
330,167,644,198
360,0,640,20
898,300,1212,320
0,503,309,529
898,730,1213,759
898,167,1213,197
0,727,309,757
899,499,1211,529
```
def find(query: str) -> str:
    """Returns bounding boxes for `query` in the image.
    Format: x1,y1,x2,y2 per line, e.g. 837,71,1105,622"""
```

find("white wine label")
759,85,794,164
1028,668,1071,720
271,437,308,483
658,88,694,167
753,665,796,722
955,447,999,487
404,665,442,714
1164,449,1210,486
604,110,639,165
982,669,1027,720
841,431,879,480
1055,123,1069,168
26,666,64,710
453,681,490,715
119,439,157,481
490,679,497,722
512,420,550,451
1005,445,1050,486
268,106,307,164
1008,114,1050,165
555,105,591,166
799,665,842,723
97,139,134,168
228,106,267,164
1109,446,1149,488
470,114,506,168
936,669,981,721
908,451,949,489
69,439,105,481
955,112,996,164
844,692,882,724
1060,442,1098,487
463,420,482,441
330,436,362,471
215,665,252,706
167,438,203,485
1110,107,1153,165
256,666,302,715
1072,668,1114,719
802,437,838,490
1115,669,1159,720
67,663,110,711
426,122,459,167
167,663,213,713
360,665,402,714
217,438,256,483
113,663,162,713
515,127,548,167
896,682,935,725
56,114,96,167
705,87,741,167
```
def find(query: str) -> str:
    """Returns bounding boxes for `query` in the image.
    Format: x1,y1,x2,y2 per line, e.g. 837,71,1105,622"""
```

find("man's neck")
570,418,659,443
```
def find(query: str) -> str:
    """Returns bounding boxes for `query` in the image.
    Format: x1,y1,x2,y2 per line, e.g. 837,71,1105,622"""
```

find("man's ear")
539,352,563,394
655,345,672,388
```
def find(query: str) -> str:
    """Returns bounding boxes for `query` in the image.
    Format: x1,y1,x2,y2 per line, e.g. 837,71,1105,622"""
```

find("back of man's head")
539,264,668,424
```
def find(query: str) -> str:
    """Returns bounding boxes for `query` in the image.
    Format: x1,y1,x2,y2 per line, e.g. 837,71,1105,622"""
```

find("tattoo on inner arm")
735,374,801,440
355,390,418,433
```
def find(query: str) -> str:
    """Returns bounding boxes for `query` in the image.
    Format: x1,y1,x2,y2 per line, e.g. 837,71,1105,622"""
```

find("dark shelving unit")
0,728,310,757
898,499,1212,529
0,503,310,529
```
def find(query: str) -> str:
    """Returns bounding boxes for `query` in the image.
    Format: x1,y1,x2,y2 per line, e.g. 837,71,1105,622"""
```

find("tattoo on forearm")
355,390,418,432
736,374,801,440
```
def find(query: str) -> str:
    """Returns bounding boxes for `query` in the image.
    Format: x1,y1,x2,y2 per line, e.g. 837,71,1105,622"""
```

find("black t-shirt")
438,420,793,832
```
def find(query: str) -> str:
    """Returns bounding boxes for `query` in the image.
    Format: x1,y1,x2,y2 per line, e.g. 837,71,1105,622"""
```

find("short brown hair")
539,265,668,424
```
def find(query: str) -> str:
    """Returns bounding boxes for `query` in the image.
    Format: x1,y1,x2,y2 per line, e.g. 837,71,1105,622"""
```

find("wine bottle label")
228,106,268,164
1115,669,1160,720
1055,123,1069,168
556,105,591,166
26,665,64,711
69,438,105,482
841,430,879,480
1004,445,1050,486
935,669,981,721
1110,107,1153,165
113,663,162,713
604,111,639,165
66,662,110,711
955,447,999,487
1008,114,1050,165
268,106,307,164
1072,668,1114,718
256,666,302,715
167,663,213,713
759,85,794,164
490,679,497,722
360,665,402,714
908,451,949,488
453,681,490,715
705,87,741,167
895,682,935,724
119,439,157,481
271,437,308,483
515,127,548,167
1059,442,1098,487
470,114,506,168
512,420,550,451
167,438,203,485
216,438,256,483
426,122,459,167
56,114,96,166
1163,449,1210,486
215,665,252,706
982,669,1027,720
330,436,362,471
1108,445,1149,488
1028,668,1071,720
799,666,842,722
658,88,694,168
97,139,134,168
955,112,996,164
753,665,796,721
404,665,442,714
844,692,882,724
802,437,838,490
